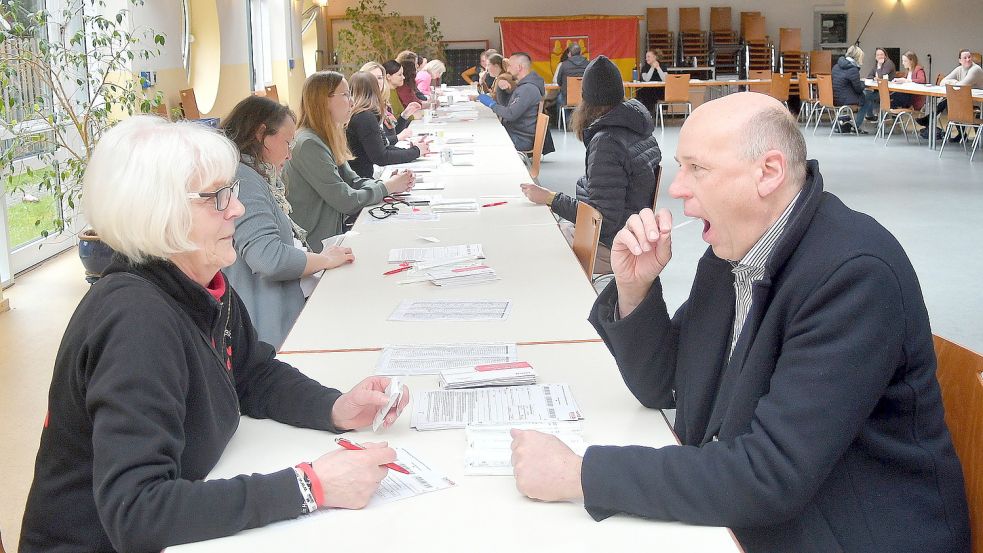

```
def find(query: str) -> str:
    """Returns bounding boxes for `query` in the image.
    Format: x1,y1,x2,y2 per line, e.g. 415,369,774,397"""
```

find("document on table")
362,208,440,224
426,263,499,287
388,244,484,263
464,421,587,475
368,447,456,506
410,383,584,430
443,132,475,144
389,299,512,322
440,362,536,389
375,342,517,375
430,198,479,212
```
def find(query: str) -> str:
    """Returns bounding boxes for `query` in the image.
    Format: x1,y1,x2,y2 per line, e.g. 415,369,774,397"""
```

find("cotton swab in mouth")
672,218,701,230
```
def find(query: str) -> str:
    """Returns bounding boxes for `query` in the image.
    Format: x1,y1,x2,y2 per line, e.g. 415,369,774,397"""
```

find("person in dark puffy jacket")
831,45,869,133
521,55,662,274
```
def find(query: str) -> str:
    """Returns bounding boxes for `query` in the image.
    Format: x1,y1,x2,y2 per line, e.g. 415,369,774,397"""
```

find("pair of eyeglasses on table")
369,196,412,219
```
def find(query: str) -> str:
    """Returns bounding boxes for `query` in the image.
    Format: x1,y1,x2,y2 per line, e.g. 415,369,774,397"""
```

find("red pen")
481,201,508,208
335,438,411,474
383,263,412,276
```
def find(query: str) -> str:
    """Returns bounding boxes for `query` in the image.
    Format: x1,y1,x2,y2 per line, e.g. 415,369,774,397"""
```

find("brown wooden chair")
812,74,858,136
151,101,170,120
874,79,920,146
809,50,832,76
527,113,550,179
461,65,477,85
179,88,201,120
747,69,771,94
559,76,582,132
768,72,791,107
933,335,983,553
796,72,818,127
651,164,663,210
657,74,691,131
264,85,280,103
571,202,603,278
938,85,983,161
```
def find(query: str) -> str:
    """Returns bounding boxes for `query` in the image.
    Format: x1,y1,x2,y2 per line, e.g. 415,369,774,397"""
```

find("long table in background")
167,89,743,551
863,79,983,150
170,343,743,553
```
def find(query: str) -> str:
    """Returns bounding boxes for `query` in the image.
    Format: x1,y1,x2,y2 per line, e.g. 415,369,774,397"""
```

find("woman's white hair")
422,59,445,76
82,116,238,263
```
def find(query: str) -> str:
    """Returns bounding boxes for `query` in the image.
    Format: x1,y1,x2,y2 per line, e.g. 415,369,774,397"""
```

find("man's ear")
756,149,787,198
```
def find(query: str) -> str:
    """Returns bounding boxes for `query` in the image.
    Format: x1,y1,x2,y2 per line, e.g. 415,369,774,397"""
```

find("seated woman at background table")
285,71,414,250
362,61,421,145
396,50,427,103
347,70,428,179
890,50,927,110
520,56,661,274
18,116,410,552
856,47,896,125
221,96,355,348
381,59,422,137
831,45,869,133
635,49,668,114
416,59,446,97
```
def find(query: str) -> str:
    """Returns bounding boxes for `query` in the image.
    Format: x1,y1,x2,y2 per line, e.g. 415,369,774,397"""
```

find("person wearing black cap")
521,55,661,274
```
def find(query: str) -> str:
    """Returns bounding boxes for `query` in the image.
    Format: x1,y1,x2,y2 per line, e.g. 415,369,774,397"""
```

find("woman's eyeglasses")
369,196,410,219
187,179,240,211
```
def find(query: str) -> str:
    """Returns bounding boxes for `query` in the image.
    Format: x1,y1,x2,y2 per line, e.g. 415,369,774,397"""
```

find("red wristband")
295,462,324,507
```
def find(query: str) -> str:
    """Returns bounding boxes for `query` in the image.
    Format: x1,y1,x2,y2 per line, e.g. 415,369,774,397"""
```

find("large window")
247,0,273,92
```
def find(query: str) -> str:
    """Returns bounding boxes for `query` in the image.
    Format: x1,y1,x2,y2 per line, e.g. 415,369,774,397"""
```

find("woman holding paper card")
346,70,429,179
285,71,415,248
221,95,354,348
19,116,411,552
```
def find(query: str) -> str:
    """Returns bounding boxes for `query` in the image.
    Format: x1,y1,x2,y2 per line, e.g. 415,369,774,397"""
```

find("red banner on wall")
497,16,641,81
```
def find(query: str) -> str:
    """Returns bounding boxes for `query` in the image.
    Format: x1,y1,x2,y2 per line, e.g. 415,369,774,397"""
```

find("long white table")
280,223,601,353
169,343,742,553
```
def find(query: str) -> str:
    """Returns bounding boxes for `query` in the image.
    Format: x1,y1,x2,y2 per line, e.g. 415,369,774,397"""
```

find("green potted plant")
0,0,165,282
335,0,443,72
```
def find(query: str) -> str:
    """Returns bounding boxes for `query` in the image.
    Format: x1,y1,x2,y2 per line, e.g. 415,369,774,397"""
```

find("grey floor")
536,117,983,353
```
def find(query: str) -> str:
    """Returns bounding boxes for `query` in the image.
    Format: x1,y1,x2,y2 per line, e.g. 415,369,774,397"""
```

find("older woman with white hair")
415,59,446,97
19,116,410,552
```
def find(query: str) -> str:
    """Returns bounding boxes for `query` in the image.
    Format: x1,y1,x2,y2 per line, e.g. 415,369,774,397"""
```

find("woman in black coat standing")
520,56,662,274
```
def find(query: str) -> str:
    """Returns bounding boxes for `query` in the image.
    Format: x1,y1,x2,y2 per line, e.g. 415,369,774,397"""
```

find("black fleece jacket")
346,109,421,178
20,257,343,552
551,99,662,247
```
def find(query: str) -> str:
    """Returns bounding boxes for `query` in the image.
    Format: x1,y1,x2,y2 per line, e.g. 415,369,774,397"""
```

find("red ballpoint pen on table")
481,201,508,208
335,438,411,474
383,262,412,276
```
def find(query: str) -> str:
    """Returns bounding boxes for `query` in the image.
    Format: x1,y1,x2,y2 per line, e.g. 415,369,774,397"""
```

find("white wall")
324,0,983,76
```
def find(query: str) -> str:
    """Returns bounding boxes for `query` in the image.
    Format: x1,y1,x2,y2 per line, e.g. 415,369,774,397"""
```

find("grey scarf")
241,154,308,246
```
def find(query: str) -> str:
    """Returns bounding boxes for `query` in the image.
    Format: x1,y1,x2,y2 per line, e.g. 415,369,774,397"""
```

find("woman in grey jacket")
284,71,414,250
222,96,354,347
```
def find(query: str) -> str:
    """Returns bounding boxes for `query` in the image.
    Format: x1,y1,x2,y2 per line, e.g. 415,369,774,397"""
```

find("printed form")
388,299,512,322
464,421,588,475
410,383,583,431
375,343,517,375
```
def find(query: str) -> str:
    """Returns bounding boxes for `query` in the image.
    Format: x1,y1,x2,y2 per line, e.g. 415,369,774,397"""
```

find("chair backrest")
933,335,983,553
946,85,976,124
936,73,945,85
796,72,813,101
748,69,771,94
264,84,280,103
529,113,550,179
461,66,476,84
809,50,832,76
572,202,603,278
877,79,892,109
769,72,791,102
817,74,835,108
180,88,201,120
973,52,983,66
651,164,662,210
151,101,170,120
565,76,583,107
664,74,691,103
